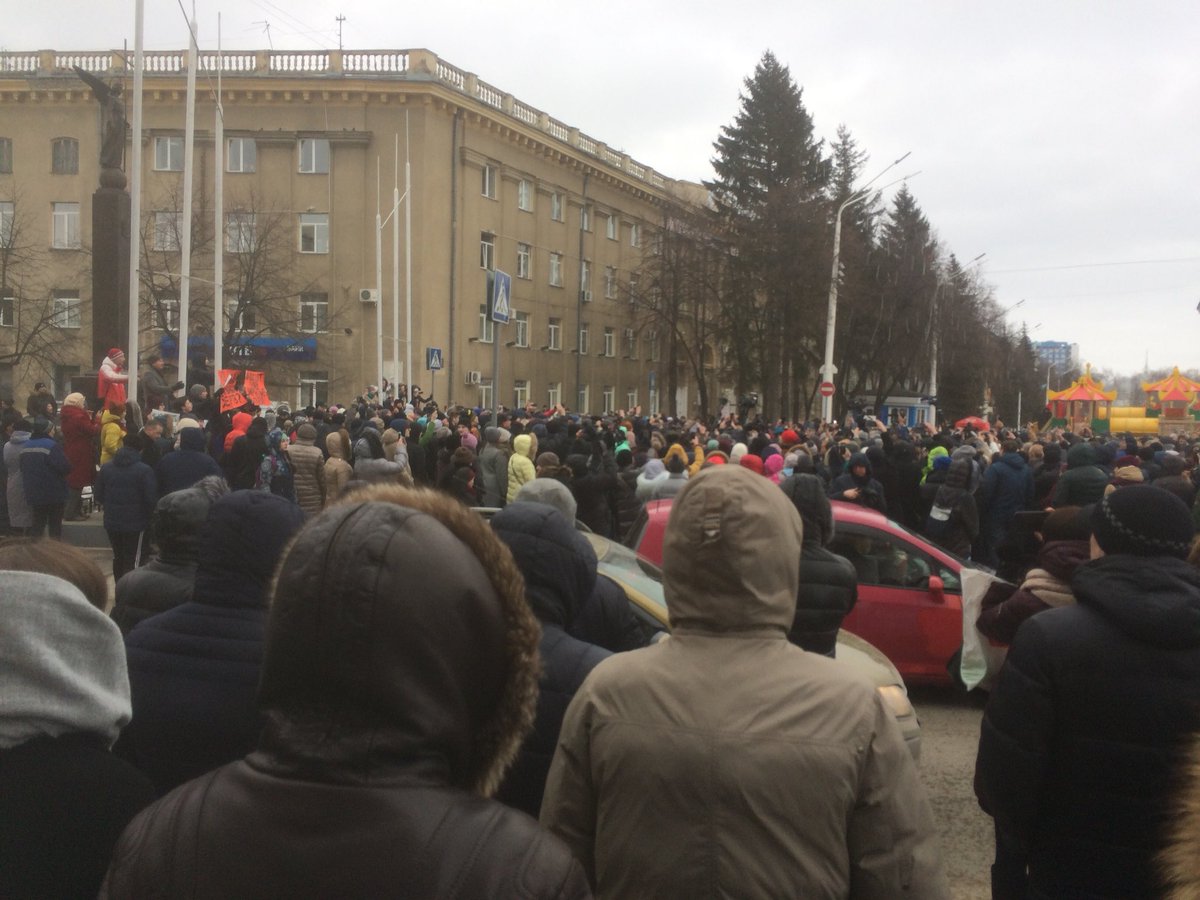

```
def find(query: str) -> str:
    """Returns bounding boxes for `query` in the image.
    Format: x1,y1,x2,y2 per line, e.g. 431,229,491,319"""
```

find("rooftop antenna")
252,20,273,49
335,14,346,52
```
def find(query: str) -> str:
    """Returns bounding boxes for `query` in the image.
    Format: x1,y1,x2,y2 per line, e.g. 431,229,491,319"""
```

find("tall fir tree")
707,51,829,419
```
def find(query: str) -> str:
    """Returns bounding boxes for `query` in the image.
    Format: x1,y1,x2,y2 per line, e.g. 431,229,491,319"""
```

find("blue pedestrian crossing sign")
490,270,512,325
426,347,443,371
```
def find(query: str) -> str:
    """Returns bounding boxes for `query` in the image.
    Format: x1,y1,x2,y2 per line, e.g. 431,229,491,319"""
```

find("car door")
830,524,962,684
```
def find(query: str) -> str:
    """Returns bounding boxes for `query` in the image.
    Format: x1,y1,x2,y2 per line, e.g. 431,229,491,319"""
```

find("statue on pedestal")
73,66,127,185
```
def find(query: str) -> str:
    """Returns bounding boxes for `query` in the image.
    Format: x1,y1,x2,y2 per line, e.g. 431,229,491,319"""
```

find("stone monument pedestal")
91,167,130,382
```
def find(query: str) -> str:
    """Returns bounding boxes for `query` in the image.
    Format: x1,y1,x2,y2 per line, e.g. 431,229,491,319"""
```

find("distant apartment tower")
1033,341,1080,371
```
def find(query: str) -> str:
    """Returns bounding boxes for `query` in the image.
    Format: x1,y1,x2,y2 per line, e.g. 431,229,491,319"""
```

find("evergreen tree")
707,51,829,419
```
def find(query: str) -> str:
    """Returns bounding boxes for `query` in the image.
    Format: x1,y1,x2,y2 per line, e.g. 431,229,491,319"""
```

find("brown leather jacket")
103,487,591,900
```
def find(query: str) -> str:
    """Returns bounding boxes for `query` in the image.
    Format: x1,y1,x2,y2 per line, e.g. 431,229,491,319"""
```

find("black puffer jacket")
780,474,857,656
975,554,1200,899
491,502,611,816
103,488,590,899
828,451,888,514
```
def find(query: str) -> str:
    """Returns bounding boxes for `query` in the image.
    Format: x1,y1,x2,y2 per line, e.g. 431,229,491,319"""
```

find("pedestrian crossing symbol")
426,347,443,371
491,270,512,325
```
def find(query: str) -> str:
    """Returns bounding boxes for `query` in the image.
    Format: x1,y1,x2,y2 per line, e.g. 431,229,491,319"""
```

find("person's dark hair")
665,454,686,475
1002,439,1021,455
0,538,109,610
122,432,141,449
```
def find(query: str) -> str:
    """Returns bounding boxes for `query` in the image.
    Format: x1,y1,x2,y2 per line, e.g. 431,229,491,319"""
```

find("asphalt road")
910,685,994,900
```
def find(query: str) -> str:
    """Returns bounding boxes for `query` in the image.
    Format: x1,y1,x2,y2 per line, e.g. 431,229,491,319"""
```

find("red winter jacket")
60,404,100,489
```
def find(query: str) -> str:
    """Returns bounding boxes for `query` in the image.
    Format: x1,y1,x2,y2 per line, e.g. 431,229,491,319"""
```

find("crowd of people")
3,359,1200,897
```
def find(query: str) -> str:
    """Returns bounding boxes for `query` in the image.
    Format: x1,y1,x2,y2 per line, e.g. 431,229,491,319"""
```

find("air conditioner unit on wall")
465,370,483,385
580,290,592,303
359,288,379,303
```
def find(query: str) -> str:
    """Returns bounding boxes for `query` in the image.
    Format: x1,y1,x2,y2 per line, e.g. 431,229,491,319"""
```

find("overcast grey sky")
11,1,1199,378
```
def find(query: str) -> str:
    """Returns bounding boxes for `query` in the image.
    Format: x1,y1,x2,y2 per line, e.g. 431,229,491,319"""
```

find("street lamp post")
821,153,915,423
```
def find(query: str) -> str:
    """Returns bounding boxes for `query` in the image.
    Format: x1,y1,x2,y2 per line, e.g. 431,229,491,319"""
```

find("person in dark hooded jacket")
102,486,590,899
118,491,306,794
95,433,158,581
977,440,1035,569
779,473,857,657
975,485,1200,899
827,451,887,514
224,416,269,490
923,456,979,559
155,425,221,496
491,502,611,817
110,478,227,635
1051,441,1109,507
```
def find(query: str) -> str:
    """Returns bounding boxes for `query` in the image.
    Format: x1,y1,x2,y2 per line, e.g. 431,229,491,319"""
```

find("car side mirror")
928,574,945,604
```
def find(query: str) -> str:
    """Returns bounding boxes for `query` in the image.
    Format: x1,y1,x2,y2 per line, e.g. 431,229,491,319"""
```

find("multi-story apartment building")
0,48,707,414
1032,340,1081,374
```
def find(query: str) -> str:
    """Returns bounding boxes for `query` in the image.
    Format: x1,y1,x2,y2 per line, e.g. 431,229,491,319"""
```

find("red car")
627,499,966,686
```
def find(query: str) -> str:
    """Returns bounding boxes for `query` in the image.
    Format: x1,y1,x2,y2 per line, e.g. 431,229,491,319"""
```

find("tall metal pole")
375,158,384,396
404,111,413,399
392,134,400,397
212,15,224,387
127,0,145,408
176,15,198,387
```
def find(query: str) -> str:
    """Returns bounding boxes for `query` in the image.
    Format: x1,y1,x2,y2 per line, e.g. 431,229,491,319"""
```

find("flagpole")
127,0,145,409
213,14,224,389
404,111,413,401
375,158,384,395
176,11,199,390
392,133,400,397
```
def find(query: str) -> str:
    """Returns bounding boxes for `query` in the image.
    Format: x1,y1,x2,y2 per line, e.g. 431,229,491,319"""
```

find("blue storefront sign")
161,335,318,363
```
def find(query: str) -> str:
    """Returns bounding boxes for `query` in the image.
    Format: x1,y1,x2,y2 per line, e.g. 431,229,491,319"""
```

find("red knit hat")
780,429,799,448
739,454,764,475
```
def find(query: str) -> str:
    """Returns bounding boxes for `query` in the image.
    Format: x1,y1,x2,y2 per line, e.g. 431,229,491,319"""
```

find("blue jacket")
979,451,1034,526
18,435,71,506
95,447,157,533
120,491,306,794
156,428,222,496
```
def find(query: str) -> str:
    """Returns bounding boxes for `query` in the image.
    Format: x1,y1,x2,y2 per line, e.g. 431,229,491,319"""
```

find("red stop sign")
819,381,835,398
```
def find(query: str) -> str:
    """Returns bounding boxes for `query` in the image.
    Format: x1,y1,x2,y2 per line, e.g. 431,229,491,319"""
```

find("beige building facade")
0,48,706,413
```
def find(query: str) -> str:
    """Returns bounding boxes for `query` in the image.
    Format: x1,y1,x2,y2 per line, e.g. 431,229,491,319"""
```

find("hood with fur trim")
252,486,541,797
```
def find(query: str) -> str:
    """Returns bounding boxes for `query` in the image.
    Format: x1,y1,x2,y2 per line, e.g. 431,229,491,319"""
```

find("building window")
54,364,80,399
513,379,529,408
298,138,330,174
157,295,180,332
549,252,563,287
514,310,529,348
0,138,12,174
299,213,329,254
580,204,591,232
482,164,497,199
299,292,328,333
547,317,561,350
516,242,532,279
226,213,256,253
602,386,615,414
626,388,638,410
624,327,636,358
0,201,13,246
50,291,82,329
480,231,495,270
648,387,659,415
630,222,641,247
628,273,639,304
0,294,13,327
225,297,256,333
651,231,663,256
154,136,183,172
548,382,561,408
153,211,182,252
478,304,494,343
478,381,494,410
52,202,80,249
580,259,591,300
551,192,564,222
606,214,618,240
578,323,590,356
517,179,532,211
604,266,617,300
646,329,659,362
603,327,615,358
227,137,256,173
299,371,329,407
578,385,590,414
51,138,78,175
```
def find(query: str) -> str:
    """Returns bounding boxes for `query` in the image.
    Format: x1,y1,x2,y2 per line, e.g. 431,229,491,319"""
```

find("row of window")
0,136,330,176
480,164,642,246
469,380,653,417
0,292,329,334
481,232,644,300
475,305,658,360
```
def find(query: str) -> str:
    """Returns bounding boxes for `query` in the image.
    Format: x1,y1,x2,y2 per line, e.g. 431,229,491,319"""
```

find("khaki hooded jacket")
540,465,947,899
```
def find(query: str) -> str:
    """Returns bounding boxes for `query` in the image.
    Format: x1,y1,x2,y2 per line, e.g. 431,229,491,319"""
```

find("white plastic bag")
959,567,1011,691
